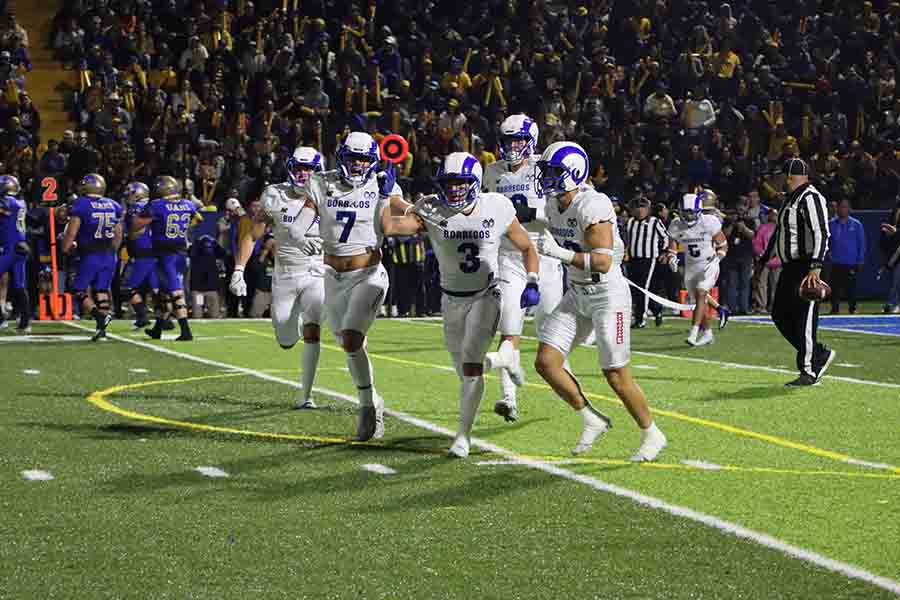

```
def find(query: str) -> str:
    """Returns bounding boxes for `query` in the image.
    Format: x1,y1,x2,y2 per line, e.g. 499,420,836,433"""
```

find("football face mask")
287,161,316,186
439,176,477,213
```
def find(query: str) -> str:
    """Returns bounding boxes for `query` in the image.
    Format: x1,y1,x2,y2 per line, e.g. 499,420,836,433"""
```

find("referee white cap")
784,157,809,177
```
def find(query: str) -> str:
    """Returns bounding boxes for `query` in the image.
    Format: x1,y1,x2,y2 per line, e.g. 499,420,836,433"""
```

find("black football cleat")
145,327,162,340
160,319,175,331
785,373,819,387
654,313,664,327
813,349,836,382
175,333,193,342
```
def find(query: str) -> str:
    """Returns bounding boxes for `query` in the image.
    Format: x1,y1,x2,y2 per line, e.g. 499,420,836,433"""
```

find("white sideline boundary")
401,319,900,389
64,321,900,594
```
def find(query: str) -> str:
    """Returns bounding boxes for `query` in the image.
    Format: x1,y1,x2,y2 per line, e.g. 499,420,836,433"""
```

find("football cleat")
630,427,668,462
161,319,175,331
493,399,519,423
175,333,193,342
0,320,9,330
654,313,664,327
694,329,714,346
133,320,151,329
91,314,113,342
294,397,318,410
785,373,819,387
145,327,161,340
632,320,646,329
447,435,471,458
357,396,385,441
16,324,31,335
813,349,836,383
571,407,612,455
718,306,731,329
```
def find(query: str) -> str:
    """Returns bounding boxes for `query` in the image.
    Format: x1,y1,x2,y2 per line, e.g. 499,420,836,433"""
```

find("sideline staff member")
761,158,836,386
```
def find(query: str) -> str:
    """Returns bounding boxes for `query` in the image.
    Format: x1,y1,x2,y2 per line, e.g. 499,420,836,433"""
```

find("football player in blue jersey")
131,175,200,341
62,174,124,341
0,175,32,334
121,182,159,329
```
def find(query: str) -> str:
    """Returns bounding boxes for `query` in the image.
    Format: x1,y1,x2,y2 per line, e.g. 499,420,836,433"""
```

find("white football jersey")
414,192,516,293
260,182,322,268
482,156,547,252
307,172,402,256
667,214,722,268
546,185,626,288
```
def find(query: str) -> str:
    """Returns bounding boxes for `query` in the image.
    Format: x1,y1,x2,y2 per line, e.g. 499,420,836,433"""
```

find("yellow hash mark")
239,327,900,474
85,374,900,480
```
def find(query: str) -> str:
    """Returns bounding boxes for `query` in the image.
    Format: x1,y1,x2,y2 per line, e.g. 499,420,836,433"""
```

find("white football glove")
536,231,575,264
229,268,247,297
667,252,679,273
301,237,323,256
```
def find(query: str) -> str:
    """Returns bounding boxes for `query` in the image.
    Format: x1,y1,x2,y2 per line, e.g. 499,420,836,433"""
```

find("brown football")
799,280,832,302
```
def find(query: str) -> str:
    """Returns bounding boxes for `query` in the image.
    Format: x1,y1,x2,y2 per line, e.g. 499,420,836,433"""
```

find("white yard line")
21,470,54,481
361,463,397,475
22,369,41,375
681,459,725,471
63,321,900,594
398,320,900,389
195,466,229,478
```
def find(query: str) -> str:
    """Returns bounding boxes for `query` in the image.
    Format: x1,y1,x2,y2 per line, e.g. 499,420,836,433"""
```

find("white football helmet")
535,141,589,196
337,131,380,187
499,114,539,164
287,146,323,189
680,192,704,224
437,152,482,213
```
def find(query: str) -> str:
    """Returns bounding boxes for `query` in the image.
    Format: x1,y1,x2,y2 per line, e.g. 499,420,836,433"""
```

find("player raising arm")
297,131,404,441
527,142,667,461
230,146,326,409
664,192,729,346
383,152,540,457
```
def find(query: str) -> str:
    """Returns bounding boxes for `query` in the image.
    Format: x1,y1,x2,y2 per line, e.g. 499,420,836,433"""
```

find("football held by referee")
765,158,837,386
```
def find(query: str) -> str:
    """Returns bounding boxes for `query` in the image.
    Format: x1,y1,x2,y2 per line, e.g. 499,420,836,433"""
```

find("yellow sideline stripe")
85,375,900,480
239,328,900,473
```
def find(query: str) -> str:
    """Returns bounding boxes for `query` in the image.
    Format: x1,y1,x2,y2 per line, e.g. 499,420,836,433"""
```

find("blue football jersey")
144,198,199,251
0,195,26,251
70,195,123,250
126,199,154,253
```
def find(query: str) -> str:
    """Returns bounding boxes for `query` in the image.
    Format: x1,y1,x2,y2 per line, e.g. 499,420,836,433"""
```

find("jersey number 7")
336,210,356,243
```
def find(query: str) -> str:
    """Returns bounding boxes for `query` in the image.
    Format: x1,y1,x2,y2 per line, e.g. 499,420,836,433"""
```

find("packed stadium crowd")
2,0,900,329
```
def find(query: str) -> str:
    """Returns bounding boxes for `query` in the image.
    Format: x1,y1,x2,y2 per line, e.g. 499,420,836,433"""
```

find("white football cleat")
694,329,714,346
571,408,612,455
294,396,317,410
685,329,699,346
447,435,470,458
630,427,668,462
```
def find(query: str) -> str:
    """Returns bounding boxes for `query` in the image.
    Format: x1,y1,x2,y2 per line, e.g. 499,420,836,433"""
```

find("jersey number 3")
457,242,480,273
688,244,701,258
336,210,356,243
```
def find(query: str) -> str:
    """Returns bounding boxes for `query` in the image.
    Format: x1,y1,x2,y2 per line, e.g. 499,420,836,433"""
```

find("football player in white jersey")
481,114,564,423
525,141,667,461
383,152,540,458
231,146,326,409
298,131,404,441
664,192,729,346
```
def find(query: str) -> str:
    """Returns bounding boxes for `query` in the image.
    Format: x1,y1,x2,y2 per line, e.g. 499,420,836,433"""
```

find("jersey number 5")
336,210,356,243
457,242,480,274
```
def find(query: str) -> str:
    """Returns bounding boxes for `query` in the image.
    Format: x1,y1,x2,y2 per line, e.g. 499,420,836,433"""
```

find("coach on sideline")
761,158,836,386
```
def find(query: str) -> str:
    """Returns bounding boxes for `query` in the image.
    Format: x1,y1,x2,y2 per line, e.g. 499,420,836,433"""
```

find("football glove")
520,282,540,309
229,268,247,297
377,160,396,199
666,252,678,273
301,237,323,256
536,231,575,264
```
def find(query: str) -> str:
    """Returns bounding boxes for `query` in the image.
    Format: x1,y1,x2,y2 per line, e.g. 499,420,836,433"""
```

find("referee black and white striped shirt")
626,214,669,259
775,181,830,267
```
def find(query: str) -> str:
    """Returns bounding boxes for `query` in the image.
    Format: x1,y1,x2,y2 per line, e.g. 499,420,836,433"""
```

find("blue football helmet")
0,175,20,196
79,173,107,197
287,146,323,189
499,114,539,164
535,141,589,196
123,181,150,205
337,131,379,187
152,175,181,199
437,152,482,213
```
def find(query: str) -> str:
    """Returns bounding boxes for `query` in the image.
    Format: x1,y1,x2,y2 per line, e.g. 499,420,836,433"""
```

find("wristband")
558,247,576,265
526,272,540,284
234,266,244,272
583,253,592,275
810,261,823,271
593,248,614,256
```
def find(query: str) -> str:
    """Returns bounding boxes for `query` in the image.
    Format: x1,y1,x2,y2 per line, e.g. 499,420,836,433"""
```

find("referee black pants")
628,257,664,322
828,264,858,313
771,261,829,377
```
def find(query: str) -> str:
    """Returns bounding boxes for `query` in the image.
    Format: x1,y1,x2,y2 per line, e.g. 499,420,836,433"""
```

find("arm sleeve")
802,191,830,262
580,192,615,228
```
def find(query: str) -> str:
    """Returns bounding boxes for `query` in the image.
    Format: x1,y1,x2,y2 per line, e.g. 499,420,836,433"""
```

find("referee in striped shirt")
626,196,669,328
760,158,836,386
